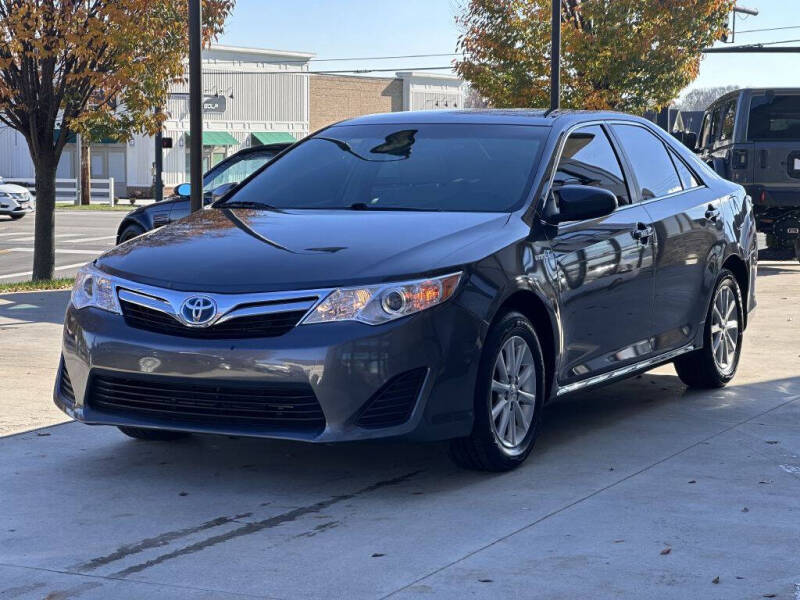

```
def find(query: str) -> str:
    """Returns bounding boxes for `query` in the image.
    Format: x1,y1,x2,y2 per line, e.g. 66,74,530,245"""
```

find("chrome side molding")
556,344,695,396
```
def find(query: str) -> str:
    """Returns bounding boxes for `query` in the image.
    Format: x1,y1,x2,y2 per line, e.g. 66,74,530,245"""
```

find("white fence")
6,178,115,205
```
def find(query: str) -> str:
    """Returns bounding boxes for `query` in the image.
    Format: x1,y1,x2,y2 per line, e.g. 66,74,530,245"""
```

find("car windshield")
220,123,547,212
747,94,800,141
204,151,277,191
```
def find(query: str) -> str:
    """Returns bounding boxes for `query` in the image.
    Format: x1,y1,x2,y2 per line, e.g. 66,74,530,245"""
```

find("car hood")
97,208,512,292
0,183,30,195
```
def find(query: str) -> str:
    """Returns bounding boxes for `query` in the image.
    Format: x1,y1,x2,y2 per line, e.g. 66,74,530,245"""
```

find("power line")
199,66,458,76
736,24,800,34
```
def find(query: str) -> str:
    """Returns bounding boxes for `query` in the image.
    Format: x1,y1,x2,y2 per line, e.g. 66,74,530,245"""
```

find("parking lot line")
63,235,117,244
6,247,106,255
0,261,87,280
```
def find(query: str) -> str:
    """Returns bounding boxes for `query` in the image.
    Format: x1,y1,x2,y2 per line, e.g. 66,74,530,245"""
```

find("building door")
90,145,127,198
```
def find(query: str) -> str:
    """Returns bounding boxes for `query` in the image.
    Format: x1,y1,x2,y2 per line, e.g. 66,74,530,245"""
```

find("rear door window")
612,124,683,200
747,93,800,140
554,125,630,206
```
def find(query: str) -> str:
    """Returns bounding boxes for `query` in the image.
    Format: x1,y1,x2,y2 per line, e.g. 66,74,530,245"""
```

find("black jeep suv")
694,88,800,260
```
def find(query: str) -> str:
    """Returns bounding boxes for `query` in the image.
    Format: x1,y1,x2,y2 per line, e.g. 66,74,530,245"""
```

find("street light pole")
188,0,203,213
550,0,561,111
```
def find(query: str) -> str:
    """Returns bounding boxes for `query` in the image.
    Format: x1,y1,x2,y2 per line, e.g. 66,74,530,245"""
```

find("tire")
10,214,24,220
674,270,744,389
118,223,145,243
117,426,191,441
449,311,546,472
765,233,782,250
795,239,800,264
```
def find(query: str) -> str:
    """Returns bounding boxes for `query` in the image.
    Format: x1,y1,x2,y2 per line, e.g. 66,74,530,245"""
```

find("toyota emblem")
180,295,217,326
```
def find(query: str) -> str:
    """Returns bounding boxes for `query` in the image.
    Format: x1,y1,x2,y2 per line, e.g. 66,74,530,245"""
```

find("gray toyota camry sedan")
55,110,757,471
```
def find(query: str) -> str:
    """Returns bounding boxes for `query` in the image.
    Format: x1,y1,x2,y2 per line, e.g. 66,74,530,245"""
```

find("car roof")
228,142,292,158
330,109,650,128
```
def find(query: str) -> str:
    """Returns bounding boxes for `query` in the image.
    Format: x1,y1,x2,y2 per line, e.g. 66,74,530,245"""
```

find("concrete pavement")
0,210,128,282
0,262,798,599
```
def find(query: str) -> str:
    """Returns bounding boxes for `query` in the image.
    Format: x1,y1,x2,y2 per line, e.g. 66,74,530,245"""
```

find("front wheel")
674,270,743,389
9,213,24,220
118,223,145,244
449,311,546,472
118,426,191,441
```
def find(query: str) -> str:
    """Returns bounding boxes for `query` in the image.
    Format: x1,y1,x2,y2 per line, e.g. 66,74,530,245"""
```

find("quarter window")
668,149,700,190
554,125,630,206
613,124,683,200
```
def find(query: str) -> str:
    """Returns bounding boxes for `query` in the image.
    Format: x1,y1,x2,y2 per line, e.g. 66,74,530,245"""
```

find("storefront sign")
203,96,226,113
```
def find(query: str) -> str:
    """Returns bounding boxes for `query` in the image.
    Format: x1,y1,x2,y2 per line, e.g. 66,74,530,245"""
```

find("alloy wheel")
490,335,536,452
710,285,739,374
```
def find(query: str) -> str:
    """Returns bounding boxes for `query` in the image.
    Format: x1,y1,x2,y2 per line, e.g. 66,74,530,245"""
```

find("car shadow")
21,372,800,495
0,290,70,326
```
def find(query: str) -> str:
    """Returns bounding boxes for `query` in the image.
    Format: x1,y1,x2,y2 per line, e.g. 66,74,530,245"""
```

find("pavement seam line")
0,562,282,600
379,393,800,599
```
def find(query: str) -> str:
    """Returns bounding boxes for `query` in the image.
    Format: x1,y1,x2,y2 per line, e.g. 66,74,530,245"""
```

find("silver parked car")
0,176,34,219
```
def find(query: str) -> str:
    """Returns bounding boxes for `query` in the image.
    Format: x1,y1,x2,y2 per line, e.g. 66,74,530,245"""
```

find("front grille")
59,359,75,404
356,368,428,429
87,373,325,432
120,300,306,339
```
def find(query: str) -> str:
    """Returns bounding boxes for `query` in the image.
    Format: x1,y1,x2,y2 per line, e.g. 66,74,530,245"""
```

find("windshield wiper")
348,202,441,212
217,200,279,210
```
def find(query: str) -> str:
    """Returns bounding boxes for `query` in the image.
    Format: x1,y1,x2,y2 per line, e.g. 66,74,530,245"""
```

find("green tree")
0,0,235,280
455,0,734,112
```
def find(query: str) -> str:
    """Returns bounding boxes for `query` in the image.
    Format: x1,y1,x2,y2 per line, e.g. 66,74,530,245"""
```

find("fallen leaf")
688,480,696,484
178,492,188,497
766,441,779,445
712,576,720,584
371,553,385,558
763,594,776,598
741,507,749,513
478,579,493,583
660,547,671,555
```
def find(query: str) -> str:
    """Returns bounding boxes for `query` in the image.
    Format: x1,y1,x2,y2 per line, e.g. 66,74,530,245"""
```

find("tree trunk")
80,138,91,205
32,156,57,281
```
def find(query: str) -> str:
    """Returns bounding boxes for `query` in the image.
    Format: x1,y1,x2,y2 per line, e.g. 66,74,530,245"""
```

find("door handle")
705,205,720,222
631,222,654,243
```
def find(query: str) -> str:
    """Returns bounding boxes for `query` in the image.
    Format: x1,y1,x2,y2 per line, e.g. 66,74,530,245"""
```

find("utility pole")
154,110,163,203
550,0,561,111
188,0,203,213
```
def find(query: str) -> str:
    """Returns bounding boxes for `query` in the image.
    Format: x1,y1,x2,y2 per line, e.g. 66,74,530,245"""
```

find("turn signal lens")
303,272,463,325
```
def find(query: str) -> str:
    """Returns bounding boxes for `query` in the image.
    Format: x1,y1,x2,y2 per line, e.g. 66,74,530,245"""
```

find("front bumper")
55,300,482,443
0,200,34,216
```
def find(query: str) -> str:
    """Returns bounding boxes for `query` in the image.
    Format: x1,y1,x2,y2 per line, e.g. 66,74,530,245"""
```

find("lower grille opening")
356,368,428,429
59,359,75,405
119,300,306,339
87,372,325,433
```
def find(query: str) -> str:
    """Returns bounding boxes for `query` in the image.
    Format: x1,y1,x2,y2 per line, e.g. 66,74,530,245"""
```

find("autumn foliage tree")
0,0,234,280
456,0,734,112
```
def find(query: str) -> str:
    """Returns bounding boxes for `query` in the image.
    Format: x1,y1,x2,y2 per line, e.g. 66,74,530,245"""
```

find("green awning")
54,129,123,144
186,131,239,146
251,131,296,145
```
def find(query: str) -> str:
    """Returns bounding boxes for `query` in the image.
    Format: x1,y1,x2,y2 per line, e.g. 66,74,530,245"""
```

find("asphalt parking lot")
0,210,128,282
0,259,798,599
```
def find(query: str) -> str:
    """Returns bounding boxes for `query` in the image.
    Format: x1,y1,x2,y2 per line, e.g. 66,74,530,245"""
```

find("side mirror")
174,183,191,198
682,132,698,151
210,182,238,203
551,185,617,224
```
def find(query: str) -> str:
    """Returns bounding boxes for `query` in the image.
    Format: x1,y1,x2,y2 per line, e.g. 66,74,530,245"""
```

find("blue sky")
219,0,799,99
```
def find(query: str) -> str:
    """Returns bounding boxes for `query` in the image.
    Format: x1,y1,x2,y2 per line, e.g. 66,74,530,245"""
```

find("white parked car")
0,176,34,219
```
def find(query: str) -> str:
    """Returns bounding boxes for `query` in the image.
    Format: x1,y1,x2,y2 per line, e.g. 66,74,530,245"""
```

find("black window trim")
608,121,708,208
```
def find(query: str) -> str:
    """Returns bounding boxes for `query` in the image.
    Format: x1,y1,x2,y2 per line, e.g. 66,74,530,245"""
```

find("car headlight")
302,272,462,325
71,264,121,314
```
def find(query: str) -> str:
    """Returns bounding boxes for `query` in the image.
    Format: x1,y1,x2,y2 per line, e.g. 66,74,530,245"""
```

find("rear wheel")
449,311,546,472
9,213,24,220
117,426,190,441
118,223,145,243
674,270,743,389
